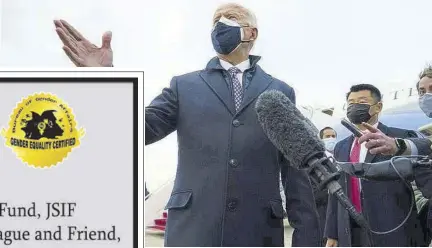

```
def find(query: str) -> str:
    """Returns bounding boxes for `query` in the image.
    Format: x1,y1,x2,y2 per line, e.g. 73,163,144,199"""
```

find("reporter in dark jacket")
358,66,432,245
316,127,337,246
325,84,424,247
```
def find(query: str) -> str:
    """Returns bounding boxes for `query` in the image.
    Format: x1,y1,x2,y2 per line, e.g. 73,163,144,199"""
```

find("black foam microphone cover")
255,90,325,169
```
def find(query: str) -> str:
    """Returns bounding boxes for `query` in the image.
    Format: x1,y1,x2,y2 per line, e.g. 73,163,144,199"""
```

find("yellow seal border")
1,92,85,168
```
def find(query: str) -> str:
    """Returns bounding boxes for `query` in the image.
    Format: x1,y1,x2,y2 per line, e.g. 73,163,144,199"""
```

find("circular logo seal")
1,92,85,168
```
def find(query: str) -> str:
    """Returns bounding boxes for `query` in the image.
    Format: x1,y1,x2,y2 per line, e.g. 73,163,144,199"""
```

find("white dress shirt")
219,59,251,86
350,123,379,164
349,123,379,193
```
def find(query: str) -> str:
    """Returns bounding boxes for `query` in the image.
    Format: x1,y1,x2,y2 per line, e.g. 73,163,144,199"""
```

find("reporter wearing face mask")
359,65,432,245
414,66,432,245
312,127,337,245
325,84,425,247
320,127,337,154
358,65,432,158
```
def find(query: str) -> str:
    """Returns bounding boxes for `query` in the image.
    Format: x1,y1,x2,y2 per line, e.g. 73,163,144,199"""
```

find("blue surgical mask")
322,137,337,152
211,16,253,55
420,93,432,118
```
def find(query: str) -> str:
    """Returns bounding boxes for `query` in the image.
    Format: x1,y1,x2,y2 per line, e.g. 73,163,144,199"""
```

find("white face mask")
322,137,337,152
419,93,432,118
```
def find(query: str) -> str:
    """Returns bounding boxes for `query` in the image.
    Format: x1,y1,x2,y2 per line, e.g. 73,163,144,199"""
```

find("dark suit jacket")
145,55,321,246
312,174,329,244
410,138,432,243
324,123,425,247
410,138,432,199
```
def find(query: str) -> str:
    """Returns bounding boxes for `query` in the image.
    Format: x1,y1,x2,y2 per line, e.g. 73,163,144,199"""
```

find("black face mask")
346,103,374,124
211,17,254,55
211,21,242,55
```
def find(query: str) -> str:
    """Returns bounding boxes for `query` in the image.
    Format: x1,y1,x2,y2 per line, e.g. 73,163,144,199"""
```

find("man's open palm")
54,19,113,67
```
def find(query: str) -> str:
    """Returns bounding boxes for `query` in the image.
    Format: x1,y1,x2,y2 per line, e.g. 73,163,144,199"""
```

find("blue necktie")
228,67,243,112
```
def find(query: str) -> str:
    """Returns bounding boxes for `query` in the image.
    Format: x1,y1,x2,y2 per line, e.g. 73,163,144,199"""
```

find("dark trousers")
317,203,327,246
351,219,371,246
420,203,432,246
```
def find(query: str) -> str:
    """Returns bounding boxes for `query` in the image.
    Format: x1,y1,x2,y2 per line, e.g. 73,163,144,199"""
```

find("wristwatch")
394,138,407,156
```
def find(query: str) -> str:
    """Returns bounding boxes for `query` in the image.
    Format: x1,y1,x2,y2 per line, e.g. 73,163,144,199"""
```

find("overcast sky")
2,0,432,189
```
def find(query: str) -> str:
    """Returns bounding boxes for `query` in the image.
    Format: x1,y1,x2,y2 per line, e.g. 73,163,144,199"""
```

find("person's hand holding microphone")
358,122,409,156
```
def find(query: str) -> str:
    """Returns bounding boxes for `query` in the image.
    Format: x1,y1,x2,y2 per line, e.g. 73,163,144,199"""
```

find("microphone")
341,118,363,138
336,158,414,181
255,90,369,228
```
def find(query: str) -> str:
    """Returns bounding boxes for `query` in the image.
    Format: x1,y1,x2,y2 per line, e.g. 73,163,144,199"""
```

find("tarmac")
145,219,294,247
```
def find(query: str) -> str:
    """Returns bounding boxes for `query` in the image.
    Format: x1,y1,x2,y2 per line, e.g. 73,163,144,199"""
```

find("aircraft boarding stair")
145,179,174,235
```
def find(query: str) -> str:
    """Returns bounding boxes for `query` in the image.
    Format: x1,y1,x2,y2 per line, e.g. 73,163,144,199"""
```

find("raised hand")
358,122,398,155
54,19,113,67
